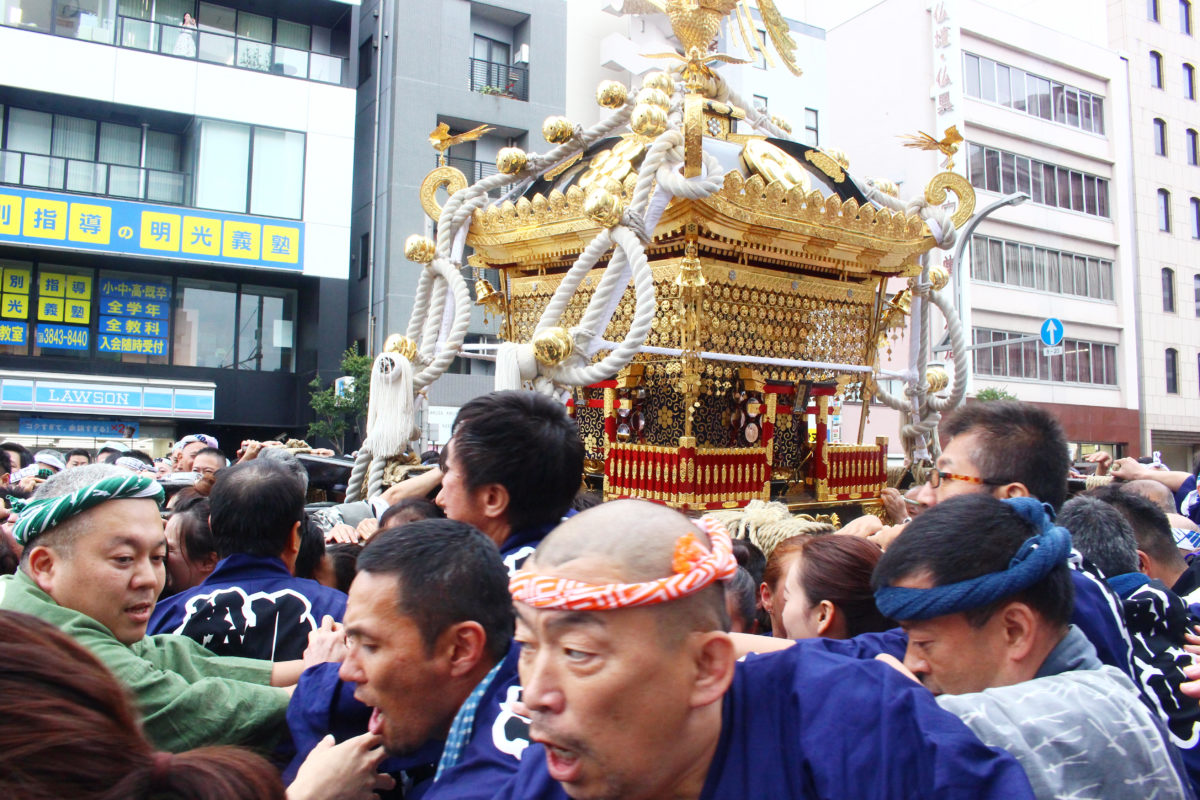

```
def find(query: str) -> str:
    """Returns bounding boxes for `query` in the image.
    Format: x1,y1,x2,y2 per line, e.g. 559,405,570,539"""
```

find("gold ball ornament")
925,367,949,393
641,71,674,94
596,80,629,108
583,187,623,228
631,104,668,138
496,147,528,175
927,264,951,292
403,235,436,263
383,334,419,361
531,327,574,367
542,116,574,144
635,87,671,109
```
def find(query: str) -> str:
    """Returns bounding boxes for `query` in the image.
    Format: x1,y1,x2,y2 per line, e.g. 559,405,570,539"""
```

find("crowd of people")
3,392,1200,799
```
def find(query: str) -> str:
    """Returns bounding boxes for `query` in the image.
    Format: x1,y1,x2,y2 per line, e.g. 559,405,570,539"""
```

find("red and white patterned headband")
509,516,738,611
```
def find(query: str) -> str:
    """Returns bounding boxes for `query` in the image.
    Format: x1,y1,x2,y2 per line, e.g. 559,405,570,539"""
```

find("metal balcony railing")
440,156,500,184
0,150,189,205
469,58,528,101
116,17,344,84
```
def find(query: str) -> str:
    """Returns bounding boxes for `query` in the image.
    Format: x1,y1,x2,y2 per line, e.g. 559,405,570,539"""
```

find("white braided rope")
926,287,969,413
345,448,373,502
366,454,386,501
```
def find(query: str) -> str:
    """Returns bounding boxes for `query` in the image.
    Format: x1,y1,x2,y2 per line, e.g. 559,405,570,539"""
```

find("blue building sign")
0,377,214,419
0,186,303,272
19,417,140,438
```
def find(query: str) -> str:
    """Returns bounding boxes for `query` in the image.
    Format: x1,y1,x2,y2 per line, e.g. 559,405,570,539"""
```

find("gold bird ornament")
428,123,495,165
899,125,963,171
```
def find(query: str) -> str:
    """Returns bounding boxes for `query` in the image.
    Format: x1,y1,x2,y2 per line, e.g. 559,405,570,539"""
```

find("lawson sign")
0,377,214,420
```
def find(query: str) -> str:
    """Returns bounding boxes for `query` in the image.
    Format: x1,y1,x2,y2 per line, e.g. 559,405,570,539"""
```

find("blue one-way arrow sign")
1040,317,1064,347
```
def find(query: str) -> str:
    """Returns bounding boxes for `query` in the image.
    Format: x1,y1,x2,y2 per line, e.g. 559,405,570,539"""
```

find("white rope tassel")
364,352,414,458
494,341,538,391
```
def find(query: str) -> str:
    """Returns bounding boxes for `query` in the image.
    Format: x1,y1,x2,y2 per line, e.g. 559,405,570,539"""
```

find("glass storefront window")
174,278,236,367
237,285,295,372
0,257,34,356
96,270,170,365
31,264,94,359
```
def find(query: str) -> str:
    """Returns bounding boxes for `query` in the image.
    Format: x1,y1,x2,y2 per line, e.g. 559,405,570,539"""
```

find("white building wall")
0,27,355,279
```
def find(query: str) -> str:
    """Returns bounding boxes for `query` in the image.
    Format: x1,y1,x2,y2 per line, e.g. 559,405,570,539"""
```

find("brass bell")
596,80,629,109
473,277,500,306
532,327,574,367
496,147,527,175
403,235,436,263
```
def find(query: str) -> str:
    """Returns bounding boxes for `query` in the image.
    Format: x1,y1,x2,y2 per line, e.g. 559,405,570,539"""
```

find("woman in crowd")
779,535,893,639
162,497,218,597
758,534,807,636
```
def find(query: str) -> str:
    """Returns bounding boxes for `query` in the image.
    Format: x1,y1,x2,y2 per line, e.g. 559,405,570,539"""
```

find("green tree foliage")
974,386,1018,402
307,345,372,453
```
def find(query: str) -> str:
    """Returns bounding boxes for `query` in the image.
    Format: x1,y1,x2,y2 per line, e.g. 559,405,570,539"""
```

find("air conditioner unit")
514,43,529,64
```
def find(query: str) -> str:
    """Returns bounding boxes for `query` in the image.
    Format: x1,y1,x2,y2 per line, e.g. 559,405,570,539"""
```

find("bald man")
498,500,1034,800
1124,480,1200,549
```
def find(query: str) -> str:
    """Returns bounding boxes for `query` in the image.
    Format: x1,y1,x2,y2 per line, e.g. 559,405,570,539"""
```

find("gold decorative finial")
531,327,574,367
428,123,494,166
899,125,963,171
383,334,419,361
597,80,630,108
496,147,528,175
542,116,575,144
404,235,436,263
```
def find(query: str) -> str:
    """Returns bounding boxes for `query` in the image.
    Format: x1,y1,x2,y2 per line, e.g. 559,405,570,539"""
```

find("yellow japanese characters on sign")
0,195,21,236
222,221,261,260
65,273,92,301
3,267,30,295
23,199,69,241
1,294,28,319
182,216,222,256
38,272,66,297
69,203,113,245
261,225,301,264
65,300,90,325
139,211,182,252
37,296,65,322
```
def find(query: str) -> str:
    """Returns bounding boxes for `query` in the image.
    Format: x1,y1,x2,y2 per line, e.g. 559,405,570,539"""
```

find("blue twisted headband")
874,497,1072,621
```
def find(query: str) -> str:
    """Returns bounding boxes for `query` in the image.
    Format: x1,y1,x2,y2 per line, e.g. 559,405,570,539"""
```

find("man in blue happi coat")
497,499,1035,800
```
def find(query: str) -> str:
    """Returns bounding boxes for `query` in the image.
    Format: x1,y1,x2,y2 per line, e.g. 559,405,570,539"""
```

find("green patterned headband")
10,474,165,547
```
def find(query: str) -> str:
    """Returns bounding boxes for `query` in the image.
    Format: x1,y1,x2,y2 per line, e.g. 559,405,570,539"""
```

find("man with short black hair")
1059,495,1142,580
191,446,226,479
498,499,1035,800
64,448,91,468
872,495,1188,800
149,459,346,661
437,390,584,573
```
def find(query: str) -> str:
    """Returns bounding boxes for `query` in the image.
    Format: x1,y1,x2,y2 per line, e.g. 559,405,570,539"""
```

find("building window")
972,328,1117,386
1159,188,1172,231
1154,118,1168,155
962,53,1104,134
1185,63,1196,99
755,29,768,69
0,106,186,204
1152,51,1165,88
1195,273,1200,315
1188,129,1199,164
470,31,528,101
1151,0,1161,20
752,95,769,114
358,232,369,281
967,143,1109,218
1167,348,1179,394
193,120,304,219
236,286,296,372
358,36,373,87
96,270,170,366
970,235,1113,300
1164,267,1177,311
1184,0,1194,33
1193,197,1200,238
174,279,237,368
803,108,819,146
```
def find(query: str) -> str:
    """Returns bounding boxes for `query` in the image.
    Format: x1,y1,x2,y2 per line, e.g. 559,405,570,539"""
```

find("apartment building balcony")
1,0,351,85
469,58,528,101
